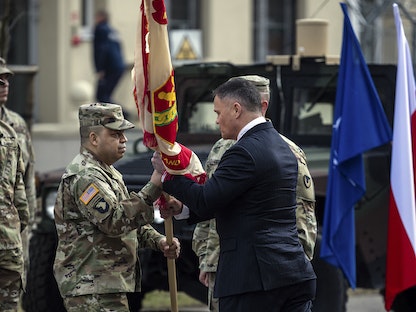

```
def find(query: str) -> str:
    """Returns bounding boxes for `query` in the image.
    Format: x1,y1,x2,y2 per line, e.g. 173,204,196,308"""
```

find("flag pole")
164,216,179,312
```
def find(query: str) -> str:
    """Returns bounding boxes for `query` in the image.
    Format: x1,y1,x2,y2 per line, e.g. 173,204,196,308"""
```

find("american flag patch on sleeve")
80,183,99,205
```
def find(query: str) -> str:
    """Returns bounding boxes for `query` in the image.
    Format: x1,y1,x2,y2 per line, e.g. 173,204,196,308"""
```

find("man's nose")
120,133,128,142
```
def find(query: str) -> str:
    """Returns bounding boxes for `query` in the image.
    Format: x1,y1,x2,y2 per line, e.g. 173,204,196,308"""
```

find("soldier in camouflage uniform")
192,75,317,311
0,119,29,312
53,103,180,311
0,58,37,292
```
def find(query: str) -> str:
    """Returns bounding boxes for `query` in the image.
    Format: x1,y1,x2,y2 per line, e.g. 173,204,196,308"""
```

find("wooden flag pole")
164,216,179,312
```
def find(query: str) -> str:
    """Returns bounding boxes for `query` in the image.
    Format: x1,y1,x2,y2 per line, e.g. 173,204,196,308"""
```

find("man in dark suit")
156,78,316,311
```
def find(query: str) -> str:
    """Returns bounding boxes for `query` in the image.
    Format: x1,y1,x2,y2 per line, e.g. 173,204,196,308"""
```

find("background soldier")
0,57,37,292
0,119,29,311
191,75,317,311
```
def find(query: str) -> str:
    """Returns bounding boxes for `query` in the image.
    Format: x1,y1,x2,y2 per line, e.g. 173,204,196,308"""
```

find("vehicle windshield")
187,101,219,134
283,63,396,148
291,87,334,136
288,86,336,147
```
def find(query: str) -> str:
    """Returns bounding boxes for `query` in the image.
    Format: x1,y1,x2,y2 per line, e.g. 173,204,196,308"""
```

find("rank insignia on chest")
80,183,99,205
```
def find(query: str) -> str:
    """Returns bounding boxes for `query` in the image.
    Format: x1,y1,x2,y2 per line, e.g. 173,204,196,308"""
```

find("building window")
253,0,296,62
165,0,201,30
79,0,94,40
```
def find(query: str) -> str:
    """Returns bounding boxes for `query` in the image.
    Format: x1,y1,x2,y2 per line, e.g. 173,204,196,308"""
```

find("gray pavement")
346,289,385,312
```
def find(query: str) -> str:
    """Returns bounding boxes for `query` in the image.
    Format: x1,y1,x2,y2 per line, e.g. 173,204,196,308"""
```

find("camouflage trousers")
63,292,130,312
0,248,24,312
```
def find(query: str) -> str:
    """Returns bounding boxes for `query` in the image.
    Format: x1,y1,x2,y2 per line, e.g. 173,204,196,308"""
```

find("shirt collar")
237,116,266,141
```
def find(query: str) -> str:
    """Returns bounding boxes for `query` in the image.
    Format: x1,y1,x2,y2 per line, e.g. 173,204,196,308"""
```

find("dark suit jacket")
163,122,316,298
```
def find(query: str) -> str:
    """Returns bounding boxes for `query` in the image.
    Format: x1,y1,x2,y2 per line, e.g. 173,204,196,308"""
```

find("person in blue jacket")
93,10,125,104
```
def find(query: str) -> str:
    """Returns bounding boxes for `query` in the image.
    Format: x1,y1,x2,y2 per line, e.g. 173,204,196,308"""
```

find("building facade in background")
1,0,415,169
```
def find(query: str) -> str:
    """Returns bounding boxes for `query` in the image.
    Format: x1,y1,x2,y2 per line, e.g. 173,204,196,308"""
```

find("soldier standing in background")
0,118,29,311
0,58,36,221
191,75,317,311
53,103,180,311
0,57,37,300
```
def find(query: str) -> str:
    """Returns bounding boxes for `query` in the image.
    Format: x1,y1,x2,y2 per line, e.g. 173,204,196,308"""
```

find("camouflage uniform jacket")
281,135,317,260
192,136,317,272
0,120,29,250
53,149,164,297
1,106,37,224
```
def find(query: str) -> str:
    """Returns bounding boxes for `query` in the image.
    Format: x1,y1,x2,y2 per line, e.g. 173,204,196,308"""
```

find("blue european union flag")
319,2,392,288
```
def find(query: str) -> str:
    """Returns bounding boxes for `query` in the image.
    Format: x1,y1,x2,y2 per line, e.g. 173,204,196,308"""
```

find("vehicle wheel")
311,235,348,312
23,231,66,312
390,286,416,312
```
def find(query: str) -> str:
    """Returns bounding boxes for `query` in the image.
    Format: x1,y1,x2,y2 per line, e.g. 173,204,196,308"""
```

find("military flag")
320,2,392,289
385,4,416,310
132,0,206,183
132,1,206,311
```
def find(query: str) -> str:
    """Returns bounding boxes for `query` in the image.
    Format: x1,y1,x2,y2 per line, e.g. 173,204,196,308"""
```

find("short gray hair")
80,125,103,145
213,78,262,113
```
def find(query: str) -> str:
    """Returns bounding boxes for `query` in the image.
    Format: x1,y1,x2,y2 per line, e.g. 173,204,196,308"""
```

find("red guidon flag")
385,4,416,310
132,0,206,183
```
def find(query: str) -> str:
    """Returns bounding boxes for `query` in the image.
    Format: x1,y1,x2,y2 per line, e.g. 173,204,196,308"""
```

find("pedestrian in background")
53,103,180,311
0,57,37,301
154,78,316,312
93,10,125,104
0,118,29,311
191,75,317,311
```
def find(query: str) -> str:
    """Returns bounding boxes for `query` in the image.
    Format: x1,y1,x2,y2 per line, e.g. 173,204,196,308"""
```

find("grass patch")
142,290,206,309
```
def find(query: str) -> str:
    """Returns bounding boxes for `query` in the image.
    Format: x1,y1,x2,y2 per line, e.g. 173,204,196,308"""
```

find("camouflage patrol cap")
79,103,134,130
230,75,270,93
0,57,14,76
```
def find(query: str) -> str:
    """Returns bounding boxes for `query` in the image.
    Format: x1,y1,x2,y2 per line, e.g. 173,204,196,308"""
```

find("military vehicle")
23,56,416,312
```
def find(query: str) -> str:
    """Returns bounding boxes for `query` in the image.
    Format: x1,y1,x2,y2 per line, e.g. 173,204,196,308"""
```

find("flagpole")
164,215,179,312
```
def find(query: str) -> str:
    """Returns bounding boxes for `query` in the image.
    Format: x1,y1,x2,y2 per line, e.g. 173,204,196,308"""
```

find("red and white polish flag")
385,4,416,310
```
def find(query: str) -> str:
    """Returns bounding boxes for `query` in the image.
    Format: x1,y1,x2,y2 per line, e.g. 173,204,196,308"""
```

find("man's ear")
89,131,99,146
261,101,269,116
233,102,242,118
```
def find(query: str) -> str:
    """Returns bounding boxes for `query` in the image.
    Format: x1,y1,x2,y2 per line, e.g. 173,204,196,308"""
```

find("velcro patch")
94,198,110,214
80,183,99,205
303,175,312,188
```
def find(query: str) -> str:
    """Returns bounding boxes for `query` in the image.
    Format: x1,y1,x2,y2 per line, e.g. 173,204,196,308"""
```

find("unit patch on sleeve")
303,175,312,188
80,183,99,205
94,198,110,214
